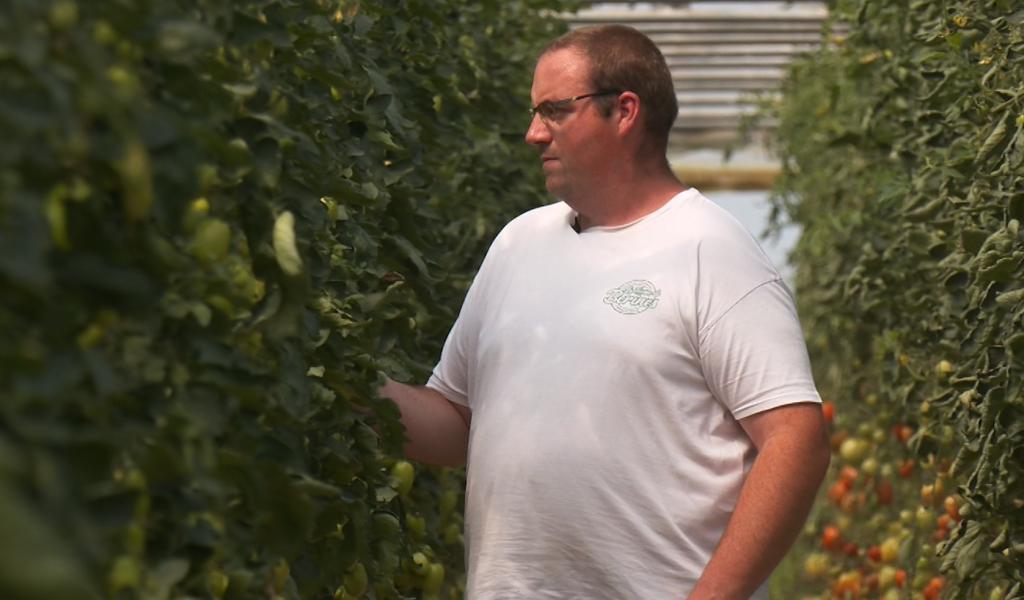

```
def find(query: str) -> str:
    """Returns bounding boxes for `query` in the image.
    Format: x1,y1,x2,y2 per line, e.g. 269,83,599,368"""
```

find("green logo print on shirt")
603,280,661,315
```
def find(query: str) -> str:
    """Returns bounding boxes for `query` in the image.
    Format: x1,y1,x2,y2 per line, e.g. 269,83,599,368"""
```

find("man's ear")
615,91,641,137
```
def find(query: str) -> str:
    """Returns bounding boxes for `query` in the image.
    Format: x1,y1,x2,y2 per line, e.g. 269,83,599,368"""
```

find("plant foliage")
0,0,569,598
769,0,1024,597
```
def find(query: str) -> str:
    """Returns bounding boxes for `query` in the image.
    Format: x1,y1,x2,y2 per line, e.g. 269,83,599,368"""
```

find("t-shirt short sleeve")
425,226,511,408
426,312,472,407
698,278,821,420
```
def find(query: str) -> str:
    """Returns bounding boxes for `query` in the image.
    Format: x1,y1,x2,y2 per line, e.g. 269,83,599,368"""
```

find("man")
380,25,830,600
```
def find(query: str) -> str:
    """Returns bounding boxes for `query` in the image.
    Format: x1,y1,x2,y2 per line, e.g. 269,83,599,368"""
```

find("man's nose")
524,113,551,146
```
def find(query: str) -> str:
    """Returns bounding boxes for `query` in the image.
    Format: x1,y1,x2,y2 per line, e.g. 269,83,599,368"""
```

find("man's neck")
572,169,686,231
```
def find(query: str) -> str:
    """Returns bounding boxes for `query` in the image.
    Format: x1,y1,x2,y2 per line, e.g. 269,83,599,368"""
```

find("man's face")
525,48,617,202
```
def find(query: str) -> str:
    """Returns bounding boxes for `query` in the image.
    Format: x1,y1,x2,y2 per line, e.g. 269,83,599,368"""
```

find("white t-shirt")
427,188,820,599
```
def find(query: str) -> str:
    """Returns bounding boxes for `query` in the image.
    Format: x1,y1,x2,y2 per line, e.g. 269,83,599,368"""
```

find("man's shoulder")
509,200,571,228
493,201,571,243
667,188,749,238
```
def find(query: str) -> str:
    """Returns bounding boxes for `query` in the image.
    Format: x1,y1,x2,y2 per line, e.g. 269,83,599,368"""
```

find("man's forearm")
379,379,470,467
688,424,830,599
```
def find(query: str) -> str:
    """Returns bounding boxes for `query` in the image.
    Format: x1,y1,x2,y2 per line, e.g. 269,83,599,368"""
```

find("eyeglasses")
529,90,621,121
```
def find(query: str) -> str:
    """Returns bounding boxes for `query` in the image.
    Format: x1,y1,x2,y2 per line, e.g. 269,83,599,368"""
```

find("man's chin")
544,177,565,199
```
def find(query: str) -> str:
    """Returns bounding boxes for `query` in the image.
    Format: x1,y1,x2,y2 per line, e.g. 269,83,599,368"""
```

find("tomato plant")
765,0,1024,597
0,0,572,598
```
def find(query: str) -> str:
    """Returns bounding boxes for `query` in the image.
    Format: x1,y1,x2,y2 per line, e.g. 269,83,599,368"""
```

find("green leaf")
976,114,1009,163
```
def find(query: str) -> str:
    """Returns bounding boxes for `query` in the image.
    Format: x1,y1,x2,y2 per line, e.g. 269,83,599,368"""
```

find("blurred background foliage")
767,0,1024,598
0,0,570,598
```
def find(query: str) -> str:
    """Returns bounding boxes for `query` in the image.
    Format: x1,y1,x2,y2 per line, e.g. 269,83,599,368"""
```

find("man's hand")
379,378,471,467
687,402,830,600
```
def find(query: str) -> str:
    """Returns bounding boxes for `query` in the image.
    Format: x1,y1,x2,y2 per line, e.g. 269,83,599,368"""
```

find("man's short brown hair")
543,25,678,154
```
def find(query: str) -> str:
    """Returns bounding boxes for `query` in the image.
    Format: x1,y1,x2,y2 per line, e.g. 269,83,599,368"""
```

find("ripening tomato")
832,571,862,598
803,552,830,578
944,495,961,520
921,483,936,505
861,456,879,476
880,536,900,563
878,565,898,589
898,459,916,478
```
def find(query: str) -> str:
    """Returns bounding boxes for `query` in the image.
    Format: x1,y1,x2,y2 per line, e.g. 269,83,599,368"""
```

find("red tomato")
898,459,916,479
876,479,894,505
822,525,842,551
923,576,945,600
828,479,851,505
864,573,880,592
822,401,835,424
842,541,859,557
867,545,882,562
893,424,913,444
839,491,862,514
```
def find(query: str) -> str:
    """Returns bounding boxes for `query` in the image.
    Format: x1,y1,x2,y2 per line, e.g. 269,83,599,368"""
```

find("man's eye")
537,103,556,118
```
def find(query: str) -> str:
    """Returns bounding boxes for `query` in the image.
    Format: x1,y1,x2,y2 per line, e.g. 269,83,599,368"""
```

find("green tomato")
49,0,78,29
439,490,458,516
182,197,210,232
915,506,934,530
207,570,230,598
411,552,430,576
422,563,445,594
406,514,426,539
109,555,141,592
124,522,145,554
391,461,415,497
271,559,289,592
343,561,368,597
839,437,869,464
93,20,117,45
443,523,462,546
372,512,401,537
191,218,231,264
